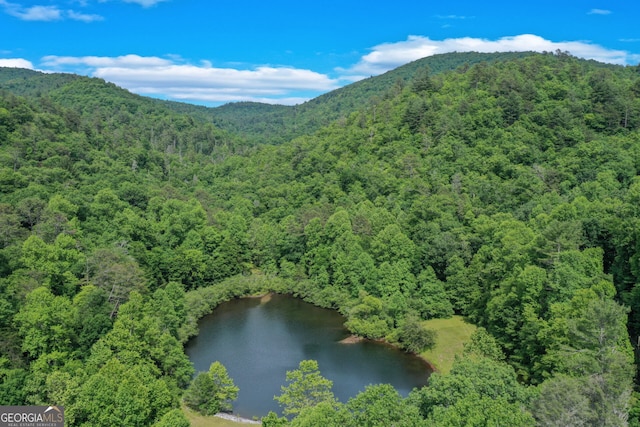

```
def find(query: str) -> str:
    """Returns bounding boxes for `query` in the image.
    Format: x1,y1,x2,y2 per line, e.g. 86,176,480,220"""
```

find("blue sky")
1,0,639,106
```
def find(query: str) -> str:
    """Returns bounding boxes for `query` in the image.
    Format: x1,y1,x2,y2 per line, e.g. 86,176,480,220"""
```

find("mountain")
204,51,541,143
162,50,622,145
0,68,80,98
1,52,541,145
1,51,639,426
0,67,42,84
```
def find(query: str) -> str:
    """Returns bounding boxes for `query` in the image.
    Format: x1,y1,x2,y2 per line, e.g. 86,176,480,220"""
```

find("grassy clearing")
419,315,476,374
182,405,248,427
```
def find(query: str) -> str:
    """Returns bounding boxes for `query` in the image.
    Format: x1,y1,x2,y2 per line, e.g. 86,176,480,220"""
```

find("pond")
184,293,432,418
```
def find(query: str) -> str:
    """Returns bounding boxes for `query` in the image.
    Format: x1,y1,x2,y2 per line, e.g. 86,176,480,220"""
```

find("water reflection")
185,294,431,418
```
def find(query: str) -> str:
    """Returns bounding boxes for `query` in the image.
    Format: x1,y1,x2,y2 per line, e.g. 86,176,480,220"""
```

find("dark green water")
184,294,432,418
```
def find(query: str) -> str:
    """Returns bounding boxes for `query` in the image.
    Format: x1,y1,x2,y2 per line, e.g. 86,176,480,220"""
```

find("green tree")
67,358,175,427
411,65,434,93
21,233,84,295
208,361,239,412
183,361,238,415
87,246,146,317
88,188,128,223
0,359,28,405
375,260,416,298
262,411,290,427
344,291,391,339
429,395,535,427
71,284,112,357
153,409,190,427
342,384,426,427
370,224,417,265
410,355,532,420
99,292,194,387
289,401,345,427
462,327,505,361
275,360,335,417
397,314,436,353
0,204,23,248
530,374,594,427
148,281,187,339
16,196,46,231
560,298,634,426
36,194,79,242
14,286,74,359
412,267,453,319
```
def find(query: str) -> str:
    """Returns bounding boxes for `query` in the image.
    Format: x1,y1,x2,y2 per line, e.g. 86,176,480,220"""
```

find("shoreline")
338,334,438,373
338,334,364,344
215,412,261,424
193,287,439,373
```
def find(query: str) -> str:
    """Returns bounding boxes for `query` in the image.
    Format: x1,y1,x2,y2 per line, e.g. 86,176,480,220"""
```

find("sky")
1,0,639,106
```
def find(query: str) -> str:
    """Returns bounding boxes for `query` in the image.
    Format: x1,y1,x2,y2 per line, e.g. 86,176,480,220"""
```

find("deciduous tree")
275,360,335,417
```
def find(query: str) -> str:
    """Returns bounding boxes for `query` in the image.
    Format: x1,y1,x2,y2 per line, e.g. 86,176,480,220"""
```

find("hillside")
0,69,80,98
0,52,574,146
1,51,640,426
206,51,540,144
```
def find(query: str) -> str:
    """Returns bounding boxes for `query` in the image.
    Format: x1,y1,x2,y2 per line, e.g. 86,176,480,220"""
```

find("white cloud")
42,54,173,68
0,1,62,21
341,34,634,79
25,33,640,106
39,55,340,105
67,10,103,22
0,58,34,69
588,9,612,15
121,0,168,7
0,0,103,21
436,15,473,20
21,5,61,20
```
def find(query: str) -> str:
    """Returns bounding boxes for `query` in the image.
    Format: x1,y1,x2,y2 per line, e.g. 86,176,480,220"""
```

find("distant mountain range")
1,51,546,145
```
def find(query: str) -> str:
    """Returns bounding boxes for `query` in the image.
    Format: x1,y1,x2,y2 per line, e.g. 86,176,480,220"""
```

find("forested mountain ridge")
0,53,541,147
202,51,542,144
0,67,249,154
0,51,613,145
0,67,42,85
1,51,640,426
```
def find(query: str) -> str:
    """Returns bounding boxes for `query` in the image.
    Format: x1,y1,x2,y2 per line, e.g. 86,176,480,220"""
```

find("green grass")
419,315,476,374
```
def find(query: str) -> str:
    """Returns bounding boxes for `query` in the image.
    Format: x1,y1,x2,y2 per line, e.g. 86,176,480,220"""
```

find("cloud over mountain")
341,34,636,80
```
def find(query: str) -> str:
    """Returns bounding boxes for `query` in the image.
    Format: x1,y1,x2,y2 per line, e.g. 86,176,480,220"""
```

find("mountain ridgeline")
206,51,541,143
1,51,640,426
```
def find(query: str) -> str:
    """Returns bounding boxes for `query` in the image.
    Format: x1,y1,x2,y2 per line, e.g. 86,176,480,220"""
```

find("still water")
185,294,432,418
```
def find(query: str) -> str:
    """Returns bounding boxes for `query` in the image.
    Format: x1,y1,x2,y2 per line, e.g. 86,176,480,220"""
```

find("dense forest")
1,51,640,426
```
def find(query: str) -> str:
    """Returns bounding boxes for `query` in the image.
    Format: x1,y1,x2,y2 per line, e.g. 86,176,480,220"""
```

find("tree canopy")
1,50,640,425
